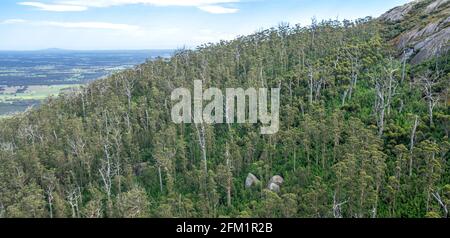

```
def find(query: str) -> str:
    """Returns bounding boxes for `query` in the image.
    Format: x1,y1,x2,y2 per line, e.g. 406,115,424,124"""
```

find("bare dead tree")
99,144,113,198
0,202,5,218
43,173,56,218
373,62,399,137
68,135,92,180
98,109,120,198
374,78,387,137
225,143,232,207
145,108,150,131
314,75,324,101
158,165,163,193
18,124,40,146
341,90,348,107
346,54,360,103
69,137,86,159
332,191,347,218
401,50,407,84
46,185,54,219
122,75,136,130
52,130,58,142
432,191,448,218
194,122,208,174
371,206,377,218
308,66,314,105
66,187,81,218
259,66,265,88
385,64,399,116
155,137,176,193
417,70,440,127
409,115,419,176
80,88,87,119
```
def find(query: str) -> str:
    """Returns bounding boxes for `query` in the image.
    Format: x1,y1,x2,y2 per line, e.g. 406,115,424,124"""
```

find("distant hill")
38,48,70,52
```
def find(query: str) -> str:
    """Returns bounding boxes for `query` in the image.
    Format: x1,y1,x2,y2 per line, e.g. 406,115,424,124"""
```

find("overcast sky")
0,0,411,50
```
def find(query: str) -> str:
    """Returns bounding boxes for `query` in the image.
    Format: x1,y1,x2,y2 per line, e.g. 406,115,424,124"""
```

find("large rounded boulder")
267,183,280,193
245,173,260,188
267,175,284,193
269,175,284,186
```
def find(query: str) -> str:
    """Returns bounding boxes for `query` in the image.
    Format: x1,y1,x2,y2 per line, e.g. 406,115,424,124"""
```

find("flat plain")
0,49,173,116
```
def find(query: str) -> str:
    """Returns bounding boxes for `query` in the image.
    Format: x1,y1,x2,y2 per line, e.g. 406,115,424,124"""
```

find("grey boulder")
245,173,260,188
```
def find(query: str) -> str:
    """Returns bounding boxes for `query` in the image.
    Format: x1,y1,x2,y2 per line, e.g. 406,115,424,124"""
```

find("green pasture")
0,84,81,102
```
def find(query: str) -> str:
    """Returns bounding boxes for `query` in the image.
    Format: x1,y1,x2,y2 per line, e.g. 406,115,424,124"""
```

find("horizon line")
0,48,176,52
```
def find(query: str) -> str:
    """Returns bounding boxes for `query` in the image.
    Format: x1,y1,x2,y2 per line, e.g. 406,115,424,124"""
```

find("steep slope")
380,0,450,64
0,3,448,218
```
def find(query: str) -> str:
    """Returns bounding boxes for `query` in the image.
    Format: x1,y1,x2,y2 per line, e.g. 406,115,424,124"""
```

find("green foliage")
0,14,448,218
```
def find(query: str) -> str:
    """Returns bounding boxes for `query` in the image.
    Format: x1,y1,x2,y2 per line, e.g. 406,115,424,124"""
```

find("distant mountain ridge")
0,48,175,54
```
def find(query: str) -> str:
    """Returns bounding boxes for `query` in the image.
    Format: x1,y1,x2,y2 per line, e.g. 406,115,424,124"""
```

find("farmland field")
0,84,79,101
0,49,173,116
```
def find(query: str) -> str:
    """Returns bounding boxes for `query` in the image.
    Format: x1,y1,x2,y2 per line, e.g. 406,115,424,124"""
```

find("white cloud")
197,5,238,14
39,21,141,31
0,19,27,24
1,18,141,31
19,0,240,13
19,2,87,12
60,0,239,7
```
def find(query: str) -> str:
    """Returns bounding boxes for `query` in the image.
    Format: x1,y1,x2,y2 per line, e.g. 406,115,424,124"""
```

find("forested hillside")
0,0,449,218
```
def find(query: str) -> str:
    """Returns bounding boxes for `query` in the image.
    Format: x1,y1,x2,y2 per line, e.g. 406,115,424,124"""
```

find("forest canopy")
0,0,449,218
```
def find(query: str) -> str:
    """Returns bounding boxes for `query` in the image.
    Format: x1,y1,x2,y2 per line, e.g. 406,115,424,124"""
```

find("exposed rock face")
395,18,449,64
409,27,449,64
380,0,450,64
380,1,415,22
245,173,260,188
425,0,450,13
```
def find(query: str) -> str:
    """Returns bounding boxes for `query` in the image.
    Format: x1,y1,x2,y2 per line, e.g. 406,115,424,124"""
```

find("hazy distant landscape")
0,49,173,115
